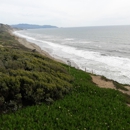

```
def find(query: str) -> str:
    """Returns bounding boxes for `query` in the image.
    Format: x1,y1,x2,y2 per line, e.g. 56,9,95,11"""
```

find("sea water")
13,25,130,84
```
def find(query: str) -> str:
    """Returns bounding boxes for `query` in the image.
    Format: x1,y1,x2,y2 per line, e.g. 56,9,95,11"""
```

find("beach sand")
12,32,66,64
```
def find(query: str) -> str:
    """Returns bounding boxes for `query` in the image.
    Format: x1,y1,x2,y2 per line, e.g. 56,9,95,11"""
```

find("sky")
1,0,130,27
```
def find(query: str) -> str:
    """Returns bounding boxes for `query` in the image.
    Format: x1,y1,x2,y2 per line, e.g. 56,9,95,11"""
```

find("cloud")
0,0,130,27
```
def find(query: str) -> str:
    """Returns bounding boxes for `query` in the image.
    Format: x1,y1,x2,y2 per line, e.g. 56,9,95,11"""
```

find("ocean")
13,25,130,84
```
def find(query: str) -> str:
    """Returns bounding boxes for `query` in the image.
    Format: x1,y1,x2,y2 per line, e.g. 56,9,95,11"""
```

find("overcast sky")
1,0,130,27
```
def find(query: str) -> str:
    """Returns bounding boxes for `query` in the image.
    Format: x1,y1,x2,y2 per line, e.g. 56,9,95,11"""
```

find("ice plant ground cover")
0,67,130,129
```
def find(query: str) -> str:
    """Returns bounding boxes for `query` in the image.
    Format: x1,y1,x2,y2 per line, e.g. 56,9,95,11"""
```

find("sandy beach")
11,31,66,64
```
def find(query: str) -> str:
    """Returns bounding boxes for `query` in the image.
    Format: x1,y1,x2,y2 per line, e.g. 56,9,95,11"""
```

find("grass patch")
113,81,128,91
101,75,110,81
0,67,130,129
123,94,130,104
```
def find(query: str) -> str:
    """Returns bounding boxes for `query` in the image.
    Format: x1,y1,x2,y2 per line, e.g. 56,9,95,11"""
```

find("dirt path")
91,75,130,95
91,75,116,89
91,75,130,107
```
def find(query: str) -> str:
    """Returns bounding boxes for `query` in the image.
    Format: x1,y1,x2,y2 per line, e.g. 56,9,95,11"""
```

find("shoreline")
12,30,79,68
12,30,130,85
11,31,66,64
12,30,130,97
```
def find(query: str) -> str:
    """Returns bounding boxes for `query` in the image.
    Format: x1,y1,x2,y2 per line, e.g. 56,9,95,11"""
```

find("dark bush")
0,41,73,112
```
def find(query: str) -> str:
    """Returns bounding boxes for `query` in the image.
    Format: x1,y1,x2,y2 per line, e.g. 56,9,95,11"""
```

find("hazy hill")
11,24,58,29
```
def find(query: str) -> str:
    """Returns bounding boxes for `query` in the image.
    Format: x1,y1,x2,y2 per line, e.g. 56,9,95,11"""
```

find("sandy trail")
91,75,130,96
91,75,116,89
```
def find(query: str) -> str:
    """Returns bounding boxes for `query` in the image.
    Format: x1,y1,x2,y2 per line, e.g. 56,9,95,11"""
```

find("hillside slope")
0,24,130,129
0,25,73,113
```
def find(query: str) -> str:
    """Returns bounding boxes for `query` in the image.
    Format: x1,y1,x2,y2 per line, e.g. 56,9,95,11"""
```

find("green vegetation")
0,30,30,50
0,31,73,113
0,27,130,129
0,68,130,129
113,81,129,91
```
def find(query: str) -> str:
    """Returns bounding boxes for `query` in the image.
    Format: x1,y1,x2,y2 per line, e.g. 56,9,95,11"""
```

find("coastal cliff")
0,24,130,130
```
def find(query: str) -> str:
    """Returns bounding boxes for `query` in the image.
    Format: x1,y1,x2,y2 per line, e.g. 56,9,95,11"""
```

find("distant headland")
11,24,58,29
